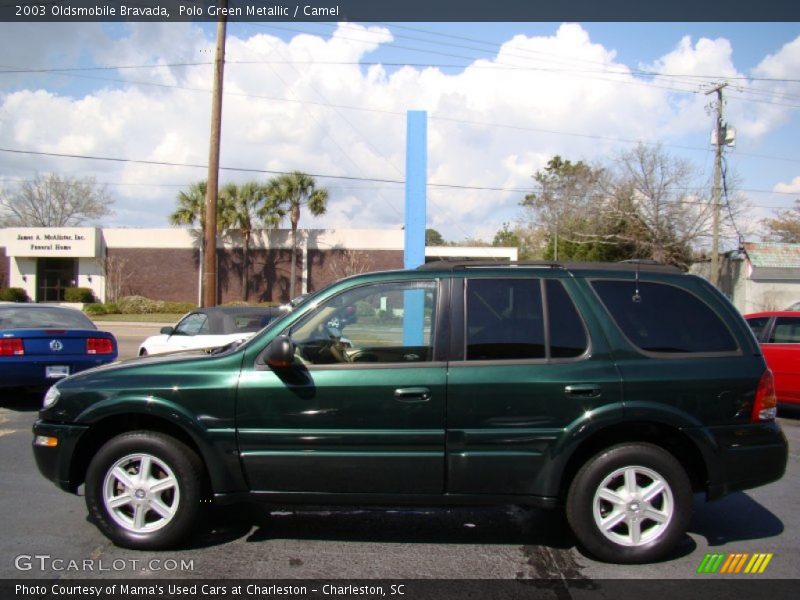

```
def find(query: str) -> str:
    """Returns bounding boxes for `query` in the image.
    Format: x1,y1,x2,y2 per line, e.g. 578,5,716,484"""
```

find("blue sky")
0,21,798,248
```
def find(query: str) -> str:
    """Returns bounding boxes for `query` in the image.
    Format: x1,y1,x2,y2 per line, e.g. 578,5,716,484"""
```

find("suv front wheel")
566,443,692,563
85,431,204,549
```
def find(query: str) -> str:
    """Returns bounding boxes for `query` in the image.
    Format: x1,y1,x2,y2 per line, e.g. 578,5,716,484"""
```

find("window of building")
591,280,737,354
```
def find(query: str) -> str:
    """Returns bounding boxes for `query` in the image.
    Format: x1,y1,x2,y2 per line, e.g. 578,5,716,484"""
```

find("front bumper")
32,420,89,493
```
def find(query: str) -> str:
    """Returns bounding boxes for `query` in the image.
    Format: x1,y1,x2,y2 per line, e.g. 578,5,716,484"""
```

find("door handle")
394,387,431,403
564,384,601,398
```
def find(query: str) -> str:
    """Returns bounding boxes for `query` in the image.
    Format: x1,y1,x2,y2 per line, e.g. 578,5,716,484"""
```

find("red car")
745,311,800,406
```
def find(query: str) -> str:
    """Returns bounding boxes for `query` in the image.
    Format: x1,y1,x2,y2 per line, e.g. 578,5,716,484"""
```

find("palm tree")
221,181,279,301
169,181,208,229
170,181,233,232
170,180,233,304
265,171,329,299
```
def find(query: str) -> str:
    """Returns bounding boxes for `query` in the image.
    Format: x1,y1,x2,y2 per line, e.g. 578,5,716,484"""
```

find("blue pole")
404,110,427,270
404,110,427,346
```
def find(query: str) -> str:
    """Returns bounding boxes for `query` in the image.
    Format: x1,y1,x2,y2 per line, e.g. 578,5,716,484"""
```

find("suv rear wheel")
566,443,692,563
85,431,204,549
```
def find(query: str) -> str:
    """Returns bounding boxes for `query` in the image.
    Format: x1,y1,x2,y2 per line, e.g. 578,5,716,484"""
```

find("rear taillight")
0,338,25,356
87,338,114,355
752,369,778,422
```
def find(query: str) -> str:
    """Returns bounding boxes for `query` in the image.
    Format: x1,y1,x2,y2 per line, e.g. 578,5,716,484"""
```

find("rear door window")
591,280,737,354
466,278,545,360
464,278,589,361
768,317,800,344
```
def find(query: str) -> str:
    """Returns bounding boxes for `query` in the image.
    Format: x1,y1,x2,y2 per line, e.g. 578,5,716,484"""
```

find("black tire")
85,431,205,550
566,443,692,564
139,349,148,356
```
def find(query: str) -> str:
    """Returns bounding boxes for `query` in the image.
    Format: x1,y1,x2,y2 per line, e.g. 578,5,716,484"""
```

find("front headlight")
43,386,60,409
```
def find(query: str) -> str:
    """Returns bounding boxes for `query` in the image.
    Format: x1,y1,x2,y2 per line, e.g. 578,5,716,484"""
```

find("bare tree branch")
0,173,113,227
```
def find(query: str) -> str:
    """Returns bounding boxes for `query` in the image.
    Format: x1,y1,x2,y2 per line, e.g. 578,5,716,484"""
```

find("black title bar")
2,0,799,22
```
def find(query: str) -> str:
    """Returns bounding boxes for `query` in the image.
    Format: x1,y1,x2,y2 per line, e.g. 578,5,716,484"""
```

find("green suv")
33,261,788,563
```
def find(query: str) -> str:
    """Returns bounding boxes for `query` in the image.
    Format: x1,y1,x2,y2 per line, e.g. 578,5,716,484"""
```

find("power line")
721,156,745,245
5,56,800,87
2,148,798,208
0,62,212,74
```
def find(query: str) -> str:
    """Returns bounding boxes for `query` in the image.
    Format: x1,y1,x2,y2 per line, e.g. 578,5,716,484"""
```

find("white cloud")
774,176,800,194
0,23,798,241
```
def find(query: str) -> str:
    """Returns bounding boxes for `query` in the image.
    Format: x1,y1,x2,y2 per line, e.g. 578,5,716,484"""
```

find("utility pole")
706,82,728,288
202,0,227,307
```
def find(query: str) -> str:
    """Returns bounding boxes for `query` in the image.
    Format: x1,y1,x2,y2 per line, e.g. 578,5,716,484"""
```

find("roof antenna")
632,263,642,303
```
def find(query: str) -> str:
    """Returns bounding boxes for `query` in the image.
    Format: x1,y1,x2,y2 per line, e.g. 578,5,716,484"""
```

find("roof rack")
416,259,682,273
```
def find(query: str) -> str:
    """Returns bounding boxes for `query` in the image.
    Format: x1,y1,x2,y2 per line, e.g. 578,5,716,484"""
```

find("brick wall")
106,248,199,303
105,247,403,305
307,249,403,292
218,248,299,304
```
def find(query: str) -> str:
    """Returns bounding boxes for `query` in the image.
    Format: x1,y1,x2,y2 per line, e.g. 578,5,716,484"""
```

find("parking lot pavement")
0,402,797,580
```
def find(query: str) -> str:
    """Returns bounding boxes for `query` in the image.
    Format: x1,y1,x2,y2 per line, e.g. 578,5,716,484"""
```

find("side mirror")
263,335,295,368
160,326,175,335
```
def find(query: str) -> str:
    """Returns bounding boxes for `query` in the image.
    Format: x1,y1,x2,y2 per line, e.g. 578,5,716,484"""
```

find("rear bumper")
704,421,788,500
1,359,112,389
32,420,89,493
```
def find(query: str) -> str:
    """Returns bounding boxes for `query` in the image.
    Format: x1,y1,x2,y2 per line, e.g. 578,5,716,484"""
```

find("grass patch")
91,313,184,323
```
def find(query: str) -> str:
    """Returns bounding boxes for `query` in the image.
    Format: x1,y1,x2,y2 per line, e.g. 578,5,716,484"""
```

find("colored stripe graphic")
744,553,774,574
697,553,726,573
696,552,773,574
720,553,747,573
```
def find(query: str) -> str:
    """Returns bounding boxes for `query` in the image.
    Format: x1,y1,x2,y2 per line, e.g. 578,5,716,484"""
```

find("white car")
138,307,281,356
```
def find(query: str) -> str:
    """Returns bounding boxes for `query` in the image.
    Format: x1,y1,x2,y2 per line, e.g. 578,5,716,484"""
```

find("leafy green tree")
221,181,279,301
521,156,604,261
492,223,520,248
425,228,446,246
265,171,329,299
517,149,705,267
762,200,800,243
169,181,232,232
170,181,233,303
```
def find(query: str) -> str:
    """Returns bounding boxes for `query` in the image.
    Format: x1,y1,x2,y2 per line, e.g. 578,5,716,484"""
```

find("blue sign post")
403,110,427,346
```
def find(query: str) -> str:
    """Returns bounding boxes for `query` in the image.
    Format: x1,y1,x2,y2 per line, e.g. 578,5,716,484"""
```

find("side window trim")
541,278,551,361
544,278,592,361
747,316,774,343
